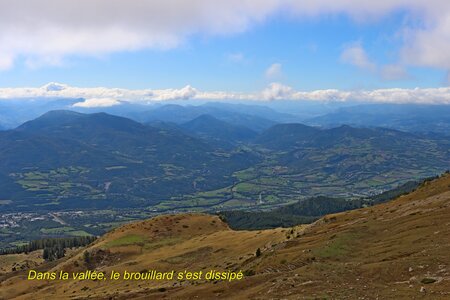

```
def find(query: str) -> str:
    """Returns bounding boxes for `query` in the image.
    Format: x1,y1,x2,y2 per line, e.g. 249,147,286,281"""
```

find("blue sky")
0,1,449,105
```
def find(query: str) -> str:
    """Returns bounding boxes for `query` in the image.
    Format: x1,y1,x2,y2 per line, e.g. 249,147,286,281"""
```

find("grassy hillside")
1,173,449,299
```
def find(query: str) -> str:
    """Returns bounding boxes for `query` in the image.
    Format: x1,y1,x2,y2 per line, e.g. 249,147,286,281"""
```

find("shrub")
243,269,255,276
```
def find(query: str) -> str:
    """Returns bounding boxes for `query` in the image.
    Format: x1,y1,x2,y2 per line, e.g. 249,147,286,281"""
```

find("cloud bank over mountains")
0,0,449,75
0,82,449,107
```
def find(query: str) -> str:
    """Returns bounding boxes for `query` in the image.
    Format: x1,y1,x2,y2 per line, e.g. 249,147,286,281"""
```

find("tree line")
0,236,97,261
218,176,434,230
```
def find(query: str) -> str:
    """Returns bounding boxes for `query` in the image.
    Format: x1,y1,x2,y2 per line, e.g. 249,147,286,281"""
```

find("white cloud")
44,82,68,92
1,1,449,72
0,83,197,103
1,82,449,105
0,52,14,70
341,44,413,81
152,85,197,101
341,43,376,72
265,63,283,79
401,11,450,70
0,0,281,69
73,97,121,108
288,86,450,104
261,82,292,100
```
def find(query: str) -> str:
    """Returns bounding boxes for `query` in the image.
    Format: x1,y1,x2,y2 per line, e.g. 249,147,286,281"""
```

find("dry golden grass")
0,250,43,276
1,174,449,299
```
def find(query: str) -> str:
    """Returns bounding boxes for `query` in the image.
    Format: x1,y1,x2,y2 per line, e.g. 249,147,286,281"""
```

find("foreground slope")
1,174,450,299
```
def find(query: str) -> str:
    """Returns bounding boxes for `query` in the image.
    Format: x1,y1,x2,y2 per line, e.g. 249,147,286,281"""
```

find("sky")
0,0,449,106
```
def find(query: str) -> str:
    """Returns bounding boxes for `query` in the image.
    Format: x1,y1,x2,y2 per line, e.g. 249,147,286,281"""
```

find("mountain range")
3,100,450,136
0,110,448,213
0,111,257,210
306,103,450,136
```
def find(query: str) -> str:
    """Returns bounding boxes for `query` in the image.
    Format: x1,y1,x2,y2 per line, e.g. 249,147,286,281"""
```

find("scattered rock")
420,286,426,293
421,277,437,284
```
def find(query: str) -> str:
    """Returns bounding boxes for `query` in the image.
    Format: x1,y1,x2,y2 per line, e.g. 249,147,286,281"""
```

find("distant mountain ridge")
0,110,258,210
255,122,424,149
180,114,258,144
0,109,448,213
254,123,320,149
17,110,88,132
307,103,450,136
137,104,277,132
2,98,450,137
253,122,449,178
